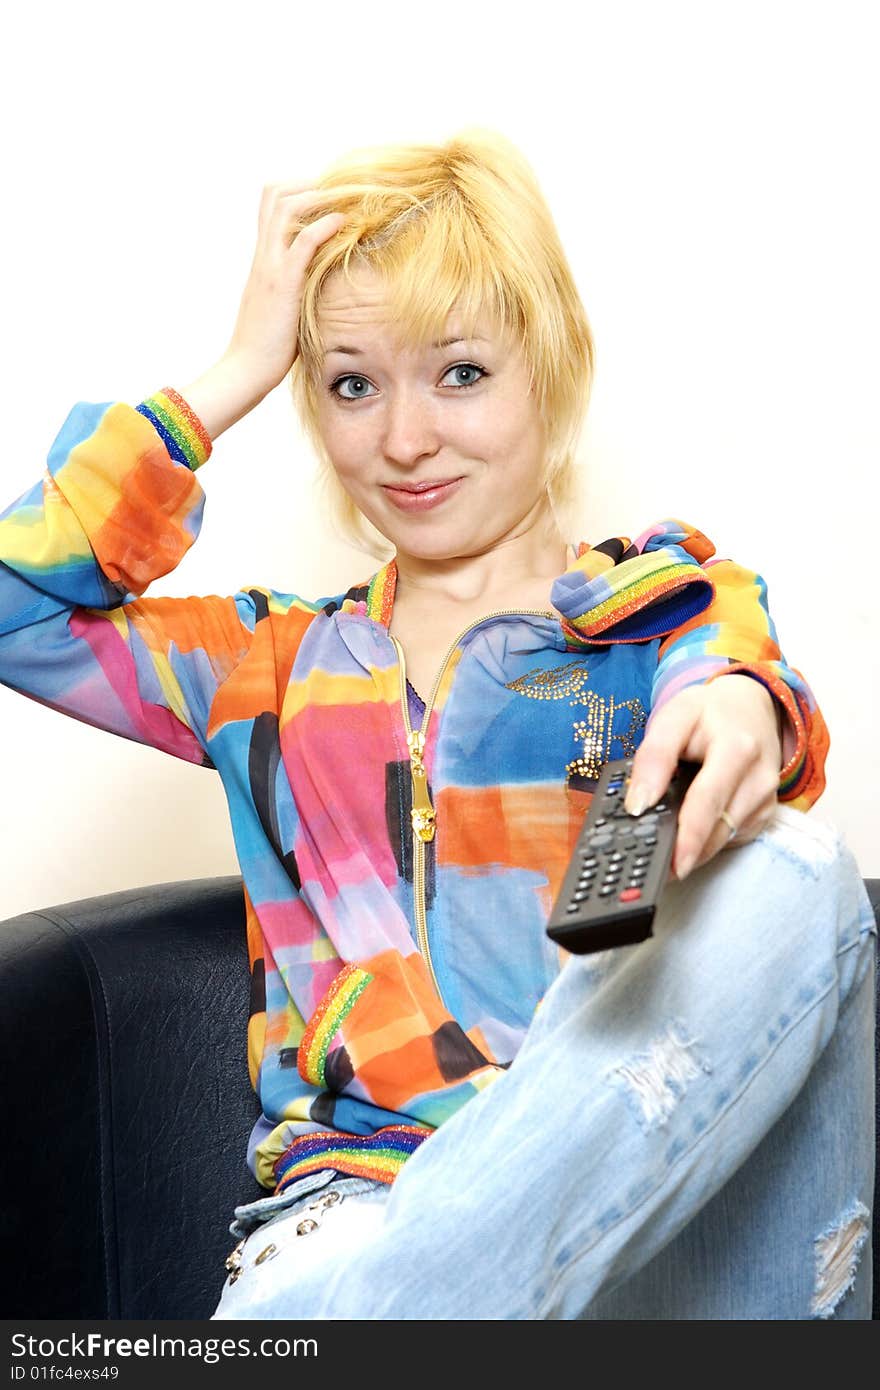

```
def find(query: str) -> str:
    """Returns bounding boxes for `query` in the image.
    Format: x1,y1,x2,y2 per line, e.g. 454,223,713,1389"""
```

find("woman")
0,129,874,1320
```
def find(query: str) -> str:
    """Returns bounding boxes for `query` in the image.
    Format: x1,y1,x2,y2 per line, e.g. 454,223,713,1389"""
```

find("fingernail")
625,783,650,816
676,851,696,880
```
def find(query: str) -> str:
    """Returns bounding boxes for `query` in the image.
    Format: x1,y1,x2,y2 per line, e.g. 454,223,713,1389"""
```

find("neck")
392,500,572,608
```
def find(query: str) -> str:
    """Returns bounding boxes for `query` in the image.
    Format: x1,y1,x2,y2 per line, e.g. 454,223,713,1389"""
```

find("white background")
0,0,877,917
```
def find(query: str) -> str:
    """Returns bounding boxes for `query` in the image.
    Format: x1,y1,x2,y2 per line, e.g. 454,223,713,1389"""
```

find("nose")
381,385,441,467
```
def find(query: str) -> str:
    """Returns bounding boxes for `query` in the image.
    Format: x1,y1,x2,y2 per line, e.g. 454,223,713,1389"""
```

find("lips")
382,477,465,512
383,478,463,494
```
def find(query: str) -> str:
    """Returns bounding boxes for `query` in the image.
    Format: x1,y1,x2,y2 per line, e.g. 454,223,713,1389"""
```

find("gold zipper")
389,608,556,1003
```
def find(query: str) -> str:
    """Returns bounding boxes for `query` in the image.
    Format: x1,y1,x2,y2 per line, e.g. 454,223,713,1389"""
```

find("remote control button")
580,853,598,866
619,887,642,902
589,833,614,850
632,855,651,867
598,885,616,896
573,890,589,902
633,824,657,839
642,835,658,847
621,836,639,849
593,817,607,828
608,850,625,863
566,903,580,913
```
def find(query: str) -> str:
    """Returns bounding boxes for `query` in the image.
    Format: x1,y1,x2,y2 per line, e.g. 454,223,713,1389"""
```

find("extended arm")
625,519,830,878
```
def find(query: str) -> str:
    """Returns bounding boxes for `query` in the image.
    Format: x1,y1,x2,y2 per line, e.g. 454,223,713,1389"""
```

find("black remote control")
546,756,701,954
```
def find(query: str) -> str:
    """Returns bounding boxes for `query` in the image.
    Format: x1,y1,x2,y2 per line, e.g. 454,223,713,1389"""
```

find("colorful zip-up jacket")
0,388,830,1195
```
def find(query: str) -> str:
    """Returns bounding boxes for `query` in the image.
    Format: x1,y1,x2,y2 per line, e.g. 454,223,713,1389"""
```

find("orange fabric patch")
207,605,309,736
436,782,588,899
354,1032,452,1112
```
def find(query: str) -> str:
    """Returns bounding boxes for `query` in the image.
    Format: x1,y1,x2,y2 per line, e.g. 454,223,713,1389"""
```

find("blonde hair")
288,127,596,561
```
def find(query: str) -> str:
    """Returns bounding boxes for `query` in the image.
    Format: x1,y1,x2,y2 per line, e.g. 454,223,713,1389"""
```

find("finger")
685,814,744,877
677,781,776,880
258,183,338,234
261,179,324,204
283,210,346,258
673,731,762,877
624,692,699,814
712,788,777,858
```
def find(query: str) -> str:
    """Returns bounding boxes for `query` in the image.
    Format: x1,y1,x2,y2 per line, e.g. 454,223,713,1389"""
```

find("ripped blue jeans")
213,805,877,1320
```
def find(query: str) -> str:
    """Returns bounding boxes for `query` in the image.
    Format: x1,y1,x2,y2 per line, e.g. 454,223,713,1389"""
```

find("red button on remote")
619,887,642,902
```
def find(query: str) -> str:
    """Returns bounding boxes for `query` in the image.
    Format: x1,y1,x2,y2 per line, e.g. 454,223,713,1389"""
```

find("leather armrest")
0,876,264,1319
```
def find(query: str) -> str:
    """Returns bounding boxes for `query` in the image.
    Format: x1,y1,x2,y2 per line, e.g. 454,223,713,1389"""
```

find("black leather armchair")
1,874,877,1321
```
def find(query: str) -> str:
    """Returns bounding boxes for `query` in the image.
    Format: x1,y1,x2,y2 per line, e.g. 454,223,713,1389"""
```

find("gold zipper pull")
406,729,436,842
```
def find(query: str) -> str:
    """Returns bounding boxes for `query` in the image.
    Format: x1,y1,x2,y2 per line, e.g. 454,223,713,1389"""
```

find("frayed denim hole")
606,1019,712,1133
810,1201,870,1318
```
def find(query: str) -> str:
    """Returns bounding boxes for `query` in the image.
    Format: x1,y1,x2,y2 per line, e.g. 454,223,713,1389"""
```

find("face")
313,265,551,562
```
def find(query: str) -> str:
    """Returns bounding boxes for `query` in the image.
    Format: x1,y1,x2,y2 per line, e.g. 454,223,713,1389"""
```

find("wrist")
179,356,273,442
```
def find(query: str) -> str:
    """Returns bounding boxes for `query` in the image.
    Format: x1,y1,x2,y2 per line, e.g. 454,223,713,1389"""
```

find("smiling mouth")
382,478,463,493
381,477,466,511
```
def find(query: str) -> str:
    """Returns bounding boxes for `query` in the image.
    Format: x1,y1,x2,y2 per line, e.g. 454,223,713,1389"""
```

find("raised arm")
0,372,263,764
0,183,346,764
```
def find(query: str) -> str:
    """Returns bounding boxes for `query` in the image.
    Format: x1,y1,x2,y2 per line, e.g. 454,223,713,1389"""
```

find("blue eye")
329,362,487,401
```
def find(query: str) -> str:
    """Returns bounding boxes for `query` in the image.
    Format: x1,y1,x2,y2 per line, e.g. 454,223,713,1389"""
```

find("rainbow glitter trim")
560,561,712,645
274,1124,432,1193
298,964,373,1087
136,387,212,472
366,561,396,626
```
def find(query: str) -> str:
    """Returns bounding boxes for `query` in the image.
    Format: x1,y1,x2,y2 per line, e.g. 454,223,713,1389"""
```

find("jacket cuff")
551,546,715,644
136,386,212,471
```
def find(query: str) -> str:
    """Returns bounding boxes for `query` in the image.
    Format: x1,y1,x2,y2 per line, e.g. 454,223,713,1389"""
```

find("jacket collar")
346,518,717,646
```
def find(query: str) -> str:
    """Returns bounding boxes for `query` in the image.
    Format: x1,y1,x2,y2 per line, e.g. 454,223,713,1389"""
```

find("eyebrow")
325,336,488,357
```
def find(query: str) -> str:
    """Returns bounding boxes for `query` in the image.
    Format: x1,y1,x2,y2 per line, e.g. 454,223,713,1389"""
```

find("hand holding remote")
621,677,785,880
546,757,700,955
